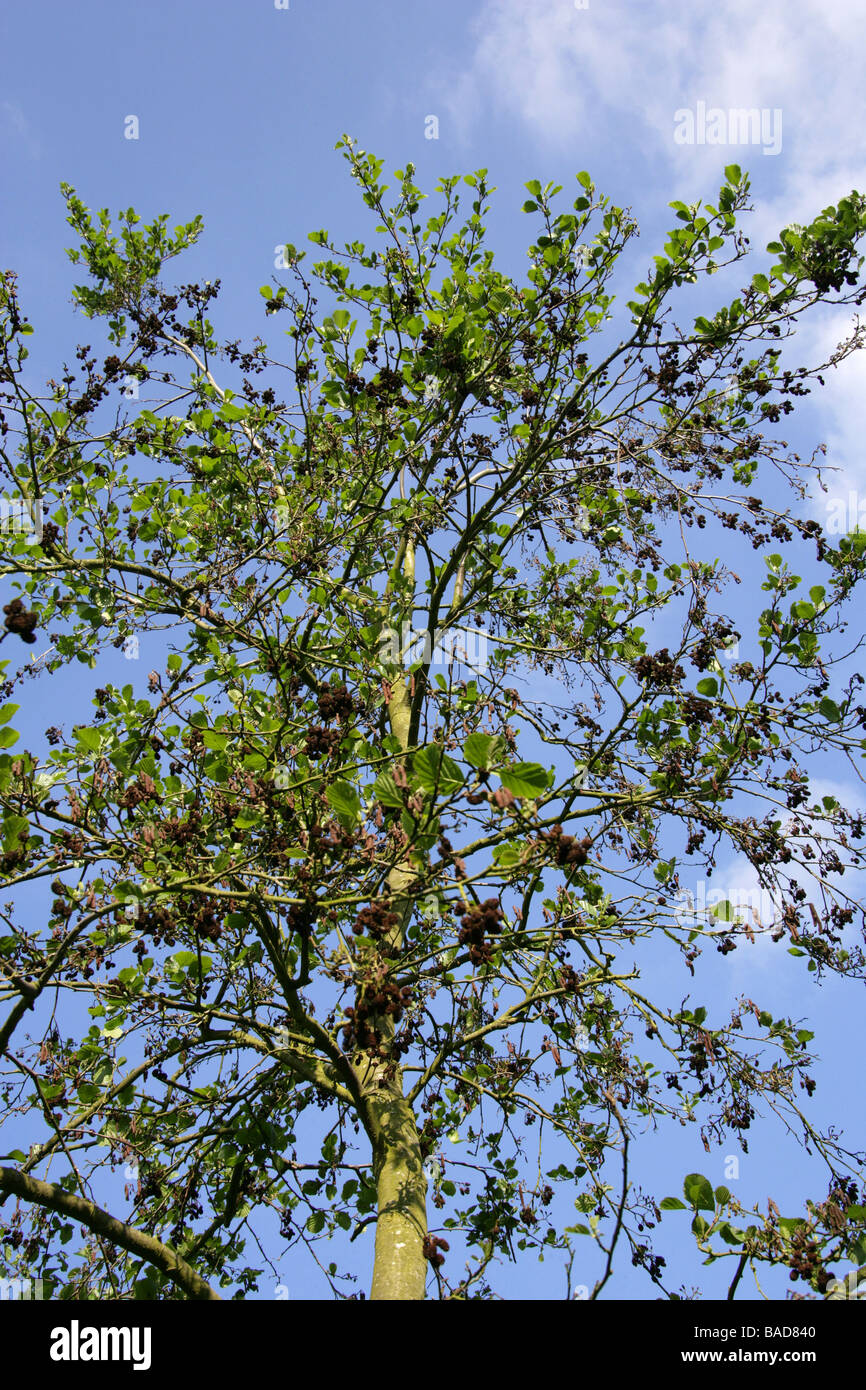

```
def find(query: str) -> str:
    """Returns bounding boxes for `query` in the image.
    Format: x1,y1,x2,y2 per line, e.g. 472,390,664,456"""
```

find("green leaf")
2,814,28,851
326,779,361,826
696,678,718,697
306,1211,326,1234
372,771,404,808
464,732,504,769
718,1223,745,1246
849,1235,866,1265
660,1197,687,1211
778,1217,807,1234
413,745,464,795
683,1173,716,1212
498,762,548,799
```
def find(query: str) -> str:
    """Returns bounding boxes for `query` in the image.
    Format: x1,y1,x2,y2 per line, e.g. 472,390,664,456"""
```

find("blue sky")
2,0,865,1301
4,0,866,504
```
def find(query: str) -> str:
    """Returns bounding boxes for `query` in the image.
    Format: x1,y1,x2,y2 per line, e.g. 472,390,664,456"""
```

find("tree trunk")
368,542,428,1298
369,1087,428,1299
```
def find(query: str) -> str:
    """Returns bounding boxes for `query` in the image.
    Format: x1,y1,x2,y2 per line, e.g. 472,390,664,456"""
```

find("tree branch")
0,1165,221,1300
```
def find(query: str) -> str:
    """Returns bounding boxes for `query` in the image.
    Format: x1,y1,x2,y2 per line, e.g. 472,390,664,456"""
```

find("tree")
1,140,866,1301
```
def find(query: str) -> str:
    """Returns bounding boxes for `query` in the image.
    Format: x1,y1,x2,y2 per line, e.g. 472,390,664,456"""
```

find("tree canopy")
1,141,866,1300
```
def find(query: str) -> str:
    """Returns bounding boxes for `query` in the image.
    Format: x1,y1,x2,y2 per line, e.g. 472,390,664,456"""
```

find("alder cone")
3,598,38,643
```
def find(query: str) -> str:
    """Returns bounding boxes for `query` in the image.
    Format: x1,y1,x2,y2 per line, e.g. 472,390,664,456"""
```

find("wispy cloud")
1,100,40,160
790,311,866,511
441,0,866,204
437,0,866,511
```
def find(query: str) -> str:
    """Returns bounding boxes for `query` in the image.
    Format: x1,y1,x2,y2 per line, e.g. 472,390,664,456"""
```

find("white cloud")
437,0,866,527
788,310,866,513
442,0,866,202
674,770,866,986
1,101,40,160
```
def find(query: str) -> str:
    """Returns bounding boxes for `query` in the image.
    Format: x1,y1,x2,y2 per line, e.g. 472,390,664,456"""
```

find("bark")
0,1164,221,1300
367,532,429,1299
366,837,430,1300
368,1088,428,1300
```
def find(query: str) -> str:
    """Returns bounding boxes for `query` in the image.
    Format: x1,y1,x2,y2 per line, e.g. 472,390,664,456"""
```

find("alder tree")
1,142,866,1299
